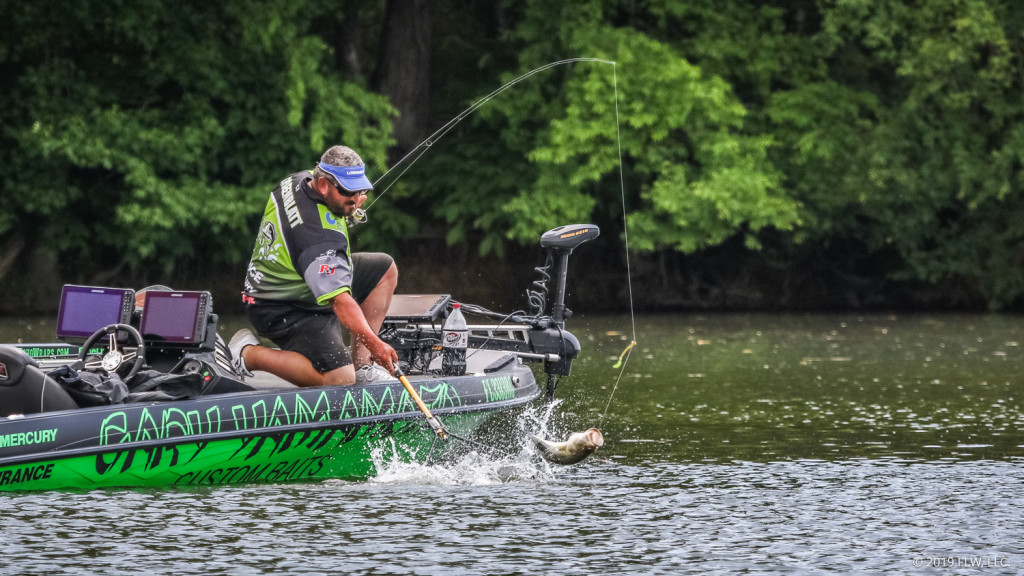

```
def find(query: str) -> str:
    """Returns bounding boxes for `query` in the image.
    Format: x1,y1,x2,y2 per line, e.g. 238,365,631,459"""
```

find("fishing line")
600,62,638,424
424,421,522,465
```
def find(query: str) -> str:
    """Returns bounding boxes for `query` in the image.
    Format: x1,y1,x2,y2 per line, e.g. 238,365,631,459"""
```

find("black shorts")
246,252,393,373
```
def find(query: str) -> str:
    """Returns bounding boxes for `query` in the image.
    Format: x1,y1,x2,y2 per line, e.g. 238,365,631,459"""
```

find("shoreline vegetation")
0,233,1009,316
4,2,1024,313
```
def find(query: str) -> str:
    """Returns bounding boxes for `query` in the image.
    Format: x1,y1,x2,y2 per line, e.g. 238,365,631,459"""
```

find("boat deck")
244,348,520,390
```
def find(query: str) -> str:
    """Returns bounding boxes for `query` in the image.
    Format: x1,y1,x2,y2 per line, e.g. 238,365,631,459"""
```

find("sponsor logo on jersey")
259,220,276,246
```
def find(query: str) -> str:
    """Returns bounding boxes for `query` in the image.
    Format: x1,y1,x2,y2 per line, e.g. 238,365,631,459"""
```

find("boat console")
49,284,220,370
4,283,253,415
13,283,234,395
54,286,215,348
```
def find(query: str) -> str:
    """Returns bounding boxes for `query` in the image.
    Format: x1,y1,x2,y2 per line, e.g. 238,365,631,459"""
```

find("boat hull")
0,363,538,491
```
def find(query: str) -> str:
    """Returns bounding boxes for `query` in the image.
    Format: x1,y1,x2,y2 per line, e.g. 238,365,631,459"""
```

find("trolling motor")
534,224,600,328
525,224,600,399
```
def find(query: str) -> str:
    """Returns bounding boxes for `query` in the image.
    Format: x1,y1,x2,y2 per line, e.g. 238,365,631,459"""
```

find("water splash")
367,401,576,485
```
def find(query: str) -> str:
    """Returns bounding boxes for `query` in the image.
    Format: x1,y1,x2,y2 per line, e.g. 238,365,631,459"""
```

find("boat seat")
0,345,79,417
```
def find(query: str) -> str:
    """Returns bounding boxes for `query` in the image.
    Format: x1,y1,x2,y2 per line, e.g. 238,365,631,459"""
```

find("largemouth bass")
530,428,604,465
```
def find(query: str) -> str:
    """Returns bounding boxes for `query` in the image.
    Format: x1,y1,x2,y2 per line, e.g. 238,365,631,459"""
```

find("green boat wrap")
0,366,538,491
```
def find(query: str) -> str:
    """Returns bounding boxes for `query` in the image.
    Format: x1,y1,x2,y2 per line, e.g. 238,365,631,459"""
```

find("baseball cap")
318,162,373,191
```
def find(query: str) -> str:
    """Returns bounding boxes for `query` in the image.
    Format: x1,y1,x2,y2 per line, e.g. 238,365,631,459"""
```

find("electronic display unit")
56,285,135,341
138,290,212,346
384,294,450,323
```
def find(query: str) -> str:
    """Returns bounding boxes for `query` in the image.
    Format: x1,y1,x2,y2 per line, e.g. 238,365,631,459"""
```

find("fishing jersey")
242,171,353,309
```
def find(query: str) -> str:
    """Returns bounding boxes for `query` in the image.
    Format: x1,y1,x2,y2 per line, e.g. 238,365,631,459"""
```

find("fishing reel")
346,208,368,227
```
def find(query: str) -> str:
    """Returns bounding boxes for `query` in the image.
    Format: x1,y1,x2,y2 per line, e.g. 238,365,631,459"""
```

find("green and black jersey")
242,171,353,309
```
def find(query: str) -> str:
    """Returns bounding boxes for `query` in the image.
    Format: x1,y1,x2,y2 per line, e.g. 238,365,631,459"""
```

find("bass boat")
0,224,599,491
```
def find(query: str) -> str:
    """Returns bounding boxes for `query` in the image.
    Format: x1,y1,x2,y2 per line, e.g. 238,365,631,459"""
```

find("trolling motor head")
540,224,601,253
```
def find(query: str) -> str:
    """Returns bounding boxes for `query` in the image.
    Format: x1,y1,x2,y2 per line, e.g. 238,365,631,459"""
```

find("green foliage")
773,0,1024,307
0,0,393,279
635,0,1024,307
496,3,801,252
4,0,1024,309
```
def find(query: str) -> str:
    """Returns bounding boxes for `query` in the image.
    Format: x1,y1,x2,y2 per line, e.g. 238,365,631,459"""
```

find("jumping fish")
530,428,604,465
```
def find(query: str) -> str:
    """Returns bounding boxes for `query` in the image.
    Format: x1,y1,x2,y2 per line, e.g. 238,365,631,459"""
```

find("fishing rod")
364,58,616,210
393,364,521,464
392,365,447,439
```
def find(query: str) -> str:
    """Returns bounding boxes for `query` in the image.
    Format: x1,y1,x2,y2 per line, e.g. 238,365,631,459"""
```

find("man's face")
316,177,366,217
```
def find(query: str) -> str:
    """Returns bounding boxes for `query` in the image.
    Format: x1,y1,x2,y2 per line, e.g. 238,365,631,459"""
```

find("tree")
766,0,1024,307
0,0,394,306
5,0,1024,311
384,0,802,258
375,0,433,154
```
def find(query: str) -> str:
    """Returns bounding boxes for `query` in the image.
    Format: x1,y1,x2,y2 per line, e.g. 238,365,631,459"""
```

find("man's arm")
330,291,399,372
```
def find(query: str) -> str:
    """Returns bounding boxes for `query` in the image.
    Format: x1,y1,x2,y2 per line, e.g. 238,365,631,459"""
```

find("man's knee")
378,261,398,291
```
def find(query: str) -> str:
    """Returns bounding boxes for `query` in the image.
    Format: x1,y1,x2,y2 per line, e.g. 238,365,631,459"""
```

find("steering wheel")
75,323,147,382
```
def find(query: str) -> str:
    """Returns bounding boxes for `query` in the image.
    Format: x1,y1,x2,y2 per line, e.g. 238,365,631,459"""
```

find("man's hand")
358,334,399,373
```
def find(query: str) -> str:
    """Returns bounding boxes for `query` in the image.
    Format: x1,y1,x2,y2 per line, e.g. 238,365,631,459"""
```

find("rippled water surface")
2,313,1023,574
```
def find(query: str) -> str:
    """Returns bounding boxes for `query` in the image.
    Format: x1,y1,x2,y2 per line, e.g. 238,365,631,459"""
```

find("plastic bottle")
441,303,468,376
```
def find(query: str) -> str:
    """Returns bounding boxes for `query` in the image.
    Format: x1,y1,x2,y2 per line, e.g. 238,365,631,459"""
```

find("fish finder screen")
56,286,133,340
139,291,204,344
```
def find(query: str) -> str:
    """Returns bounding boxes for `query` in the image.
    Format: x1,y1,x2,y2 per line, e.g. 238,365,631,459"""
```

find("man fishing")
230,145,399,387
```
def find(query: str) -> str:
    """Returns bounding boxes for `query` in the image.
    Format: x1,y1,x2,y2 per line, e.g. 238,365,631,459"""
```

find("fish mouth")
582,428,605,448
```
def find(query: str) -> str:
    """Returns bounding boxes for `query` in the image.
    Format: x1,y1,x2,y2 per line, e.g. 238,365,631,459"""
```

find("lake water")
1,313,1022,575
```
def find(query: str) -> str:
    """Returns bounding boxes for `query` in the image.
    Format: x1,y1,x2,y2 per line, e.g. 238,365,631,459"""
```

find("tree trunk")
0,233,25,281
375,0,432,155
330,0,372,77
